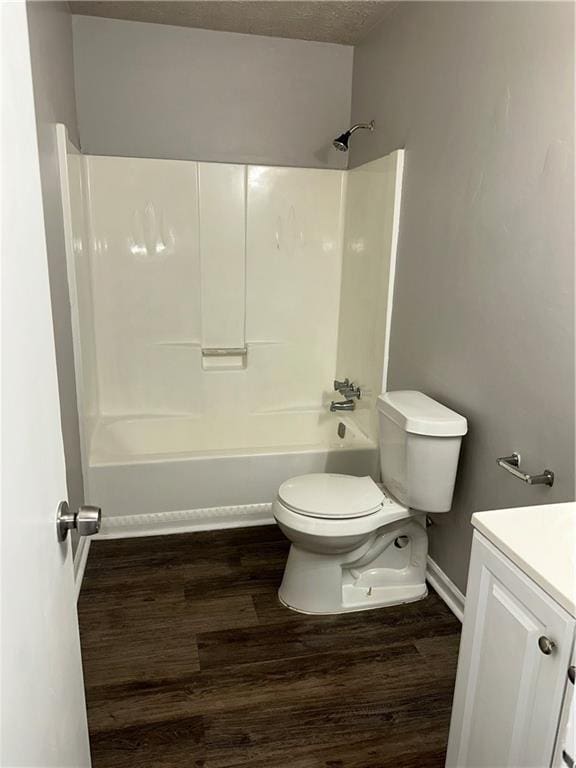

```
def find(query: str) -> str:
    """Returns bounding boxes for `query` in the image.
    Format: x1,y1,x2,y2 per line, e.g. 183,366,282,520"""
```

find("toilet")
273,390,467,614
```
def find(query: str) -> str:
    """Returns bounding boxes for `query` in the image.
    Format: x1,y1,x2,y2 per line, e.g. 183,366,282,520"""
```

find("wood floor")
78,525,461,768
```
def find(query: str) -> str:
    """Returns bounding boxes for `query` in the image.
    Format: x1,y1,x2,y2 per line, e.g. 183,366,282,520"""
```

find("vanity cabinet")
446,531,575,768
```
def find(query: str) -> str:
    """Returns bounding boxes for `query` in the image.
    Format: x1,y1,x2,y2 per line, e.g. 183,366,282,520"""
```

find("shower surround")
58,126,403,536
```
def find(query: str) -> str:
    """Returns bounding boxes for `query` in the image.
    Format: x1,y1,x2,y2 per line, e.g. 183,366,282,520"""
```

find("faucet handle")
334,378,350,392
342,385,361,400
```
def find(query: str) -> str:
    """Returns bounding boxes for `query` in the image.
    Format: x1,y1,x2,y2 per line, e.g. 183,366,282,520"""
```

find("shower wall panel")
65,150,98,425
245,166,345,414
336,151,404,438
198,162,246,353
85,156,202,416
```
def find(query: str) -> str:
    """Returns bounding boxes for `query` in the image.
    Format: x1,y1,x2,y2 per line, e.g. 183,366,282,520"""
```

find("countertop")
472,502,576,618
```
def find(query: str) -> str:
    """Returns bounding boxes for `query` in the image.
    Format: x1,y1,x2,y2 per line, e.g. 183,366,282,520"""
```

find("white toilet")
273,390,467,614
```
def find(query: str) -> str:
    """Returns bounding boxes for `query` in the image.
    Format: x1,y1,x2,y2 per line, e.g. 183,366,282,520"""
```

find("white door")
1,3,91,766
446,532,575,768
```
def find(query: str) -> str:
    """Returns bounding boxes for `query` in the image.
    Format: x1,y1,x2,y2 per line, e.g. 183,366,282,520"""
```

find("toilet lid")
277,474,384,519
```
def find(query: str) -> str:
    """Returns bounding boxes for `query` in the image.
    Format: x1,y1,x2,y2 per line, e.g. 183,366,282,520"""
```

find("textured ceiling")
69,1,398,45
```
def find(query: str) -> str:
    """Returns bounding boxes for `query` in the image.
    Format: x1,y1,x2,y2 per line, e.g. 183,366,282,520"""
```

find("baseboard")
73,536,91,601
426,555,465,622
95,502,276,540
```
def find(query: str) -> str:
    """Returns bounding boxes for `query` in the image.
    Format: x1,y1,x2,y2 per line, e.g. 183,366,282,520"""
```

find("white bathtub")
88,413,379,537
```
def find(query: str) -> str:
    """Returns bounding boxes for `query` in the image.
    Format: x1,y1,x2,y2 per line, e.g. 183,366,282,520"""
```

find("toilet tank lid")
377,391,468,437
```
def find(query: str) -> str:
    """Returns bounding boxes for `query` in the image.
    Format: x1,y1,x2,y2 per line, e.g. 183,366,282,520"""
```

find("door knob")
538,635,556,655
57,501,101,542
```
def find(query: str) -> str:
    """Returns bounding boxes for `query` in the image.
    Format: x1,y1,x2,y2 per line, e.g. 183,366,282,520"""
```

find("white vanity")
446,503,576,768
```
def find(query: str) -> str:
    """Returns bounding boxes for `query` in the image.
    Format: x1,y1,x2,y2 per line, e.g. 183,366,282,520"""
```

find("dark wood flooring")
78,525,461,768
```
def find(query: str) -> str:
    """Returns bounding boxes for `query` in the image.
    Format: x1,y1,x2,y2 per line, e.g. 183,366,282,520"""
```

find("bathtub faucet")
330,398,356,412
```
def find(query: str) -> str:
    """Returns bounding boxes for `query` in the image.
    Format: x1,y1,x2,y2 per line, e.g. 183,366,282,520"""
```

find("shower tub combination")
58,124,404,538
89,414,378,537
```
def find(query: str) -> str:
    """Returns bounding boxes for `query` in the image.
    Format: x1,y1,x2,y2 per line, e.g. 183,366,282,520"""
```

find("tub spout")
330,399,355,412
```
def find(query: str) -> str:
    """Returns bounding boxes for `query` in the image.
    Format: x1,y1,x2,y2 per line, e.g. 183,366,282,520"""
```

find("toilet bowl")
273,391,467,614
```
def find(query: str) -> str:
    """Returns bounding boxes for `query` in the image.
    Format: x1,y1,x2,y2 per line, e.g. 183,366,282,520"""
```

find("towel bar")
496,452,554,487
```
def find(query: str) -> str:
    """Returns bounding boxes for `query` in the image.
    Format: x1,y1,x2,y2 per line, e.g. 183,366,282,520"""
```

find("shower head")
332,134,351,152
332,120,375,152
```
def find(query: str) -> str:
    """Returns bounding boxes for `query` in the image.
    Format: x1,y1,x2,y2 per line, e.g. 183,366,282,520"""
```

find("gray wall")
72,15,353,169
350,1,575,592
27,1,84,536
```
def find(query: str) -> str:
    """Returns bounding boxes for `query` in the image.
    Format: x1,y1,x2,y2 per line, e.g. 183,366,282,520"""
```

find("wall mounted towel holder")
496,452,554,487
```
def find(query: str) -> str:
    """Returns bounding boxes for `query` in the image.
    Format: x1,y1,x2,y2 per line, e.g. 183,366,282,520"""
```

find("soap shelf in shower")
201,347,247,370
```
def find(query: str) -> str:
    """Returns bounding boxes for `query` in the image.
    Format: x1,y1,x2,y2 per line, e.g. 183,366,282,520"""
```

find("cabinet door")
552,648,575,767
446,532,575,768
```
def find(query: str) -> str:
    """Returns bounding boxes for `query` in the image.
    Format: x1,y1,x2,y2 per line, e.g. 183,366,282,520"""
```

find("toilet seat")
274,473,412,539
278,474,384,519
273,492,411,539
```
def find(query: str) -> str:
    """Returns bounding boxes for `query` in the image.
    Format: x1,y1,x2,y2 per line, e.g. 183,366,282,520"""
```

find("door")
1,3,91,766
446,532,575,768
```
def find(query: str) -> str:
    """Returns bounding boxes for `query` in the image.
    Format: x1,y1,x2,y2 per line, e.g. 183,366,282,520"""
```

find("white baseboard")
426,555,465,622
73,536,91,602
95,502,275,540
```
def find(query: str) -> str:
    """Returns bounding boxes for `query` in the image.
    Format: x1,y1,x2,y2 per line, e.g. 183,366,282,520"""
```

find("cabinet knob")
538,635,556,655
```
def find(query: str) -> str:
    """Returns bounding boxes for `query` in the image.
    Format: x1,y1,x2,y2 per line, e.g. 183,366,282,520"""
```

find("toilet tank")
377,391,467,513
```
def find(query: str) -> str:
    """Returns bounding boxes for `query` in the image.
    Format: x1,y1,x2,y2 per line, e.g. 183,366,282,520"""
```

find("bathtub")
88,413,379,537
